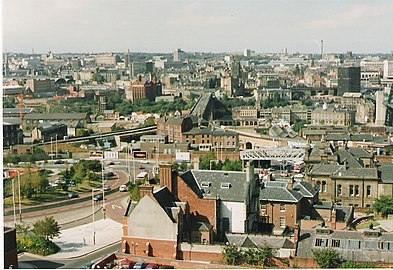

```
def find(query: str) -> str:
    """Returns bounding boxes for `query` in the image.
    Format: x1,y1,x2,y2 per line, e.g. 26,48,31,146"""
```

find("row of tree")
199,151,242,171
222,244,275,266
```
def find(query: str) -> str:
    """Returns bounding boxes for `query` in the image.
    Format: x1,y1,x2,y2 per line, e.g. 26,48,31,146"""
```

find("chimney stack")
331,209,337,230
159,163,177,197
139,184,154,199
287,177,294,190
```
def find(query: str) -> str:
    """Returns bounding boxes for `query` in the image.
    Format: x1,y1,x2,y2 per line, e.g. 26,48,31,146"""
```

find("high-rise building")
173,48,186,62
337,66,361,96
375,90,386,126
383,60,393,79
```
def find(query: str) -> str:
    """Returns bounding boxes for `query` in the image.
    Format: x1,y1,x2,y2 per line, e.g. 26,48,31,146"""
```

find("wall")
127,196,177,240
220,201,246,233
121,236,177,259
177,176,217,235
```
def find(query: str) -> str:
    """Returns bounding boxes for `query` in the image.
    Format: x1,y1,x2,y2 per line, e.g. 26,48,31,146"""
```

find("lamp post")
13,170,22,222
91,188,102,245
12,178,16,227
101,156,106,220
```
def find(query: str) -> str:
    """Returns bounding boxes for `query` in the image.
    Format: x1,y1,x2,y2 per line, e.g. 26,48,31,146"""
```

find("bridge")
240,147,305,163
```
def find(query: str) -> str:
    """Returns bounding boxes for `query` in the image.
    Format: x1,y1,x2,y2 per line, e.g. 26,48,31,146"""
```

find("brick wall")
265,202,299,230
121,236,178,259
177,176,217,235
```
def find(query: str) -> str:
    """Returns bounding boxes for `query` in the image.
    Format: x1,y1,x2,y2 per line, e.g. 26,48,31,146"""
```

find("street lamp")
12,177,16,226
91,188,103,245
13,170,22,222
101,156,106,220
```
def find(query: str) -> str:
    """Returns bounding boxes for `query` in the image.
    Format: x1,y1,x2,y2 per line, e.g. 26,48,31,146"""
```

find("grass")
357,220,379,229
4,179,105,207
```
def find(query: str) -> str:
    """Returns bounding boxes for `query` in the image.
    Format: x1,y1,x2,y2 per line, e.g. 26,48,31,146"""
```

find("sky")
2,0,393,54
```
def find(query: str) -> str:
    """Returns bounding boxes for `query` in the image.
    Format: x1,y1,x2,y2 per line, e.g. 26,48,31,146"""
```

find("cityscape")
2,0,393,269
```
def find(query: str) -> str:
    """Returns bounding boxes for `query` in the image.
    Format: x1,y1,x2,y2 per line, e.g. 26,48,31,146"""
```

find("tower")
320,40,324,59
337,66,361,96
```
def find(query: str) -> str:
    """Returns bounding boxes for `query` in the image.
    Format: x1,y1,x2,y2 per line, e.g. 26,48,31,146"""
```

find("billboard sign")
133,151,147,159
176,152,190,163
89,151,103,159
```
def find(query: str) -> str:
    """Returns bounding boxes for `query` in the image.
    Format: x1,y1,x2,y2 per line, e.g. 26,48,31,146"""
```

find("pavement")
11,196,129,260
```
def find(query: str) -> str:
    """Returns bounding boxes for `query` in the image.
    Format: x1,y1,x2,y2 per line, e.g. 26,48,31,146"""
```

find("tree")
32,216,61,241
312,248,340,268
200,151,217,170
255,245,276,266
373,196,393,217
222,244,242,265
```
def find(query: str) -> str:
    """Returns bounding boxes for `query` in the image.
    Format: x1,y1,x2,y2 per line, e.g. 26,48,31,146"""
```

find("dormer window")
201,182,211,188
221,182,231,189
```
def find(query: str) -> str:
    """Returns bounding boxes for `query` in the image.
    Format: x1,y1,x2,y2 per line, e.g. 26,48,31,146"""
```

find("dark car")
93,194,103,201
68,193,79,199
133,262,147,269
54,160,65,164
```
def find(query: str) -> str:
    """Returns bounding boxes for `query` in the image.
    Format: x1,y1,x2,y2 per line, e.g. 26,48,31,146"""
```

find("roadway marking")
111,204,122,210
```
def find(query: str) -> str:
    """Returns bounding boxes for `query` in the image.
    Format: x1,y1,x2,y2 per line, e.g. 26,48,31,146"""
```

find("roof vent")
221,182,231,189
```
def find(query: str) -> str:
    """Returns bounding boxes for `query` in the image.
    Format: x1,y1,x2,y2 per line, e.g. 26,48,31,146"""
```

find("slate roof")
347,147,372,159
260,187,303,203
293,181,318,198
24,113,89,120
183,126,212,135
333,167,378,180
337,150,363,168
350,134,373,142
378,164,393,184
225,233,295,249
188,221,213,232
308,164,344,176
182,170,248,202
325,134,351,141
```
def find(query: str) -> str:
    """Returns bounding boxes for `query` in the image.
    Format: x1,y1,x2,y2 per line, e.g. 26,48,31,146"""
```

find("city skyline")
2,0,393,54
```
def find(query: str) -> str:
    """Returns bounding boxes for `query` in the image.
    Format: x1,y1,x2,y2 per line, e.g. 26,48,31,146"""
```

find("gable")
127,196,178,240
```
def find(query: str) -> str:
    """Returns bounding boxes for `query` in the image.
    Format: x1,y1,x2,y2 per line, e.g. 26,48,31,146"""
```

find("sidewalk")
47,218,123,259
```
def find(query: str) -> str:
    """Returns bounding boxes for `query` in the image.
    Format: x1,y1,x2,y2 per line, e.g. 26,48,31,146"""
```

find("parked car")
133,262,148,269
145,263,158,269
68,193,79,199
119,185,127,192
93,194,103,201
103,185,111,191
54,160,65,164
139,165,145,169
140,160,149,164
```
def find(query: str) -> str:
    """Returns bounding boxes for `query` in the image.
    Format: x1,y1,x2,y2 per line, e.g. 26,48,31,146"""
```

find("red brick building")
129,75,162,103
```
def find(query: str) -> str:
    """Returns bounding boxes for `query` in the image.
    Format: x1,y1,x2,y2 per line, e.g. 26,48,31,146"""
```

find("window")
261,203,267,210
348,240,361,249
349,185,354,196
322,181,327,193
201,182,211,188
367,185,371,197
331,239,341,248
355,185,359,196
337,184,342,196
279,217,285,228
316,181,321,191
365,241,378,250
202,140,204,143
280,203,286,212
221,182,231,189
315,238,328,247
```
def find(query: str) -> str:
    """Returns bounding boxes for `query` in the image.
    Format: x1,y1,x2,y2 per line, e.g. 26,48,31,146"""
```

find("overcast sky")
2,0,393,54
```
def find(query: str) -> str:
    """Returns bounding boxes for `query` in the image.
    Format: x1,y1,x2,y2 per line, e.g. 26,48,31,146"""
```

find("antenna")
321,40,324,59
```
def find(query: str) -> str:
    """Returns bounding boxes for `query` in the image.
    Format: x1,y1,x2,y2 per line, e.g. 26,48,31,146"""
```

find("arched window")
322,181,327,193
337,184,342,196
355,185,359,196
366,185,372,197
316,181,321,191
349,185,354,196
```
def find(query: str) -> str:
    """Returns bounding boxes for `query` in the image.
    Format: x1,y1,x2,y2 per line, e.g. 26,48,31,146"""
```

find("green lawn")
357,220,379,229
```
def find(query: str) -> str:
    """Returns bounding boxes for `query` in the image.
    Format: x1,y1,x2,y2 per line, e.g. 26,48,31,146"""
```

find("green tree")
312,248,340,268
32,216,61,241
222,244,242,265
373,196,393,217
200,151,217,170
222,159,242,171
30,171,49,194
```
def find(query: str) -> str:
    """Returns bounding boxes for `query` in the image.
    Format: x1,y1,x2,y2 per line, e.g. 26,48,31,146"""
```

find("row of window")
315,181,373,197
315,238,393,251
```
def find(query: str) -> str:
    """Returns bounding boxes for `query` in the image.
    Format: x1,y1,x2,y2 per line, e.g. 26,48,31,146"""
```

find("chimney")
294,223,300,245
245,161,254,183
159,163,177,197
287,177,294,190
193,158,200,170
139,184,154,199
331,209,337,230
